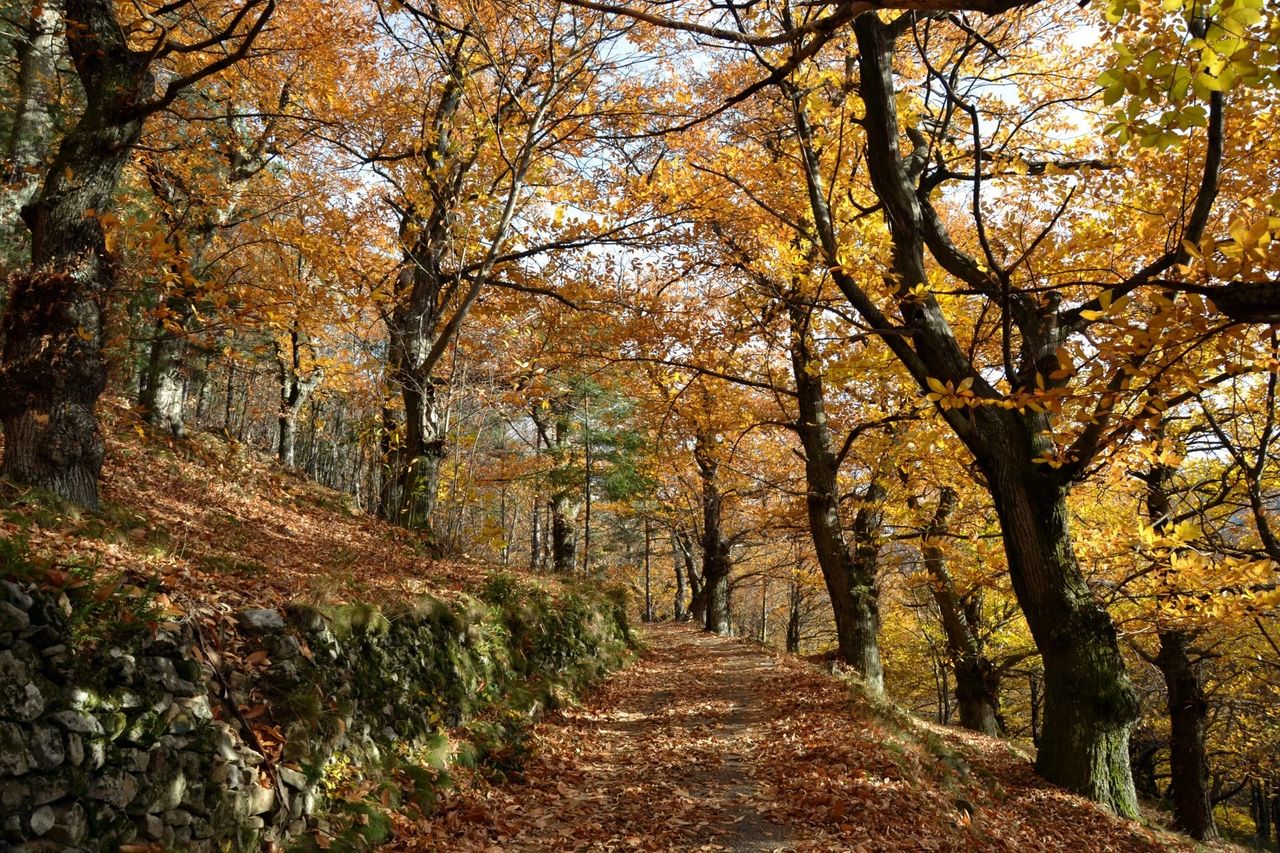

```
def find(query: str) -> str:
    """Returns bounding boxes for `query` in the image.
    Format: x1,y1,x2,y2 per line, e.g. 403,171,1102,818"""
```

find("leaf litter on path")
390,624,1205,852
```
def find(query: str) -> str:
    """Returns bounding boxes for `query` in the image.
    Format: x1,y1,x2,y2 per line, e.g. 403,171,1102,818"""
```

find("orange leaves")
389,624,1192,852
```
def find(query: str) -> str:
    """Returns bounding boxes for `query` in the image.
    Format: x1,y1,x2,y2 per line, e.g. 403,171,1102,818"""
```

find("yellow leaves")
1101,0,1277,146
923,376,978,411
1078,289,1130,324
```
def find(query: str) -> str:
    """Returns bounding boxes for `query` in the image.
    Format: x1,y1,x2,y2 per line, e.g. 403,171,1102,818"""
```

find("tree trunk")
551,491,578,574
847,477,887,696
275,327,322,467
989,470,1139,814
376,403,400,521
1144,447,1217,840
1253,780,1273,846
0,3,151,509
672,532,688,620
788,15,1143,815
1155,631,1217,840
786,581,803,654
918,486,1001,735
396,376,446,528
695,433,732,635
140,319,188,438
678,529,703,623
1,0,63,260
786,298,884,694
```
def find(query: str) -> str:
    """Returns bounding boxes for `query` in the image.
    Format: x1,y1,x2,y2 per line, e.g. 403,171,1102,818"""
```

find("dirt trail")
392,623,1194,853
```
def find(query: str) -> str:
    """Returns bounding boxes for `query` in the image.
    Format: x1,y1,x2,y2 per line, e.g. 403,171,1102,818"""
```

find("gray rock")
190,815,213,839
28,771,70,806
140,812,164,840
248,784,275,815
45,802,86,846
88,768,140,809
47,710,103,736
84,739,107,770
278,766,307,790
267,634,301,660
0,602,29,632
20,623,59,645
0,581,33,611
66,687,97,710
121,748,150,773
65,734,83,767
289,788,316,819
27,726,64,771
164,807,193,827
0,779,27,809
0,723,32,776
151,771,186,812
0,651,46,721
238,608,286,634
143,657,199,696
109,689,143,709
107,648,136,680
28,805,54,836
39,645,66,659
100,710,127,741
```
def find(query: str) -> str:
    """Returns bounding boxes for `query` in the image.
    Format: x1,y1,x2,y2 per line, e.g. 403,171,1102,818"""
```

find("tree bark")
672,531,688,620
986,468,1138,813
395,368,446,528
139,313,189,438
786,580,803,654
695,432,732,635
1154,631,1216,840
786,298,884,694
918,486,1001,735
0,1,153,509
1144,449,1218,841
0,0,273,508
275,329,322,467
550,490,578,574
779,15,1144,814
1,0,64,260
678,528,704,623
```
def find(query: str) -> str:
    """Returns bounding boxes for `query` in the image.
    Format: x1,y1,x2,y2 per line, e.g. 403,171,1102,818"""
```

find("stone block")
27,805,54,836
0,722,32,776
88,768,140,809
27,726,64,771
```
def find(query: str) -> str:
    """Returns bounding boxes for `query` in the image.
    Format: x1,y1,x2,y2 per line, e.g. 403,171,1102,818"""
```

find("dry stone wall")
0,573,631,851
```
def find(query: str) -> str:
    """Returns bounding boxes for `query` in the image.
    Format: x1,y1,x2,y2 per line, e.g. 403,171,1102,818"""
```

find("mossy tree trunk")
0,0,273,509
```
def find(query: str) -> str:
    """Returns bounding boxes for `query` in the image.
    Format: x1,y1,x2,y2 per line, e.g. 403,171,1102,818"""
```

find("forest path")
391,623,1191,853
394,623,802,851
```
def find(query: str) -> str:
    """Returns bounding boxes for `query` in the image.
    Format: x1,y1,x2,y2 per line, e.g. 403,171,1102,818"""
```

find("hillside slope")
0,399,524,614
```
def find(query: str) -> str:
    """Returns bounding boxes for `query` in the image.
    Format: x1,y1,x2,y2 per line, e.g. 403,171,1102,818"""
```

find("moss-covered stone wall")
0,563,632,851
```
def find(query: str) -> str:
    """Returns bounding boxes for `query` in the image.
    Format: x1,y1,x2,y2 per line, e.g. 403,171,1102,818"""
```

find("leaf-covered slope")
0,398,540,614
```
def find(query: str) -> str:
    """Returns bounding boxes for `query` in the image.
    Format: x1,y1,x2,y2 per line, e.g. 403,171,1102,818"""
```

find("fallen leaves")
385,624,1206,852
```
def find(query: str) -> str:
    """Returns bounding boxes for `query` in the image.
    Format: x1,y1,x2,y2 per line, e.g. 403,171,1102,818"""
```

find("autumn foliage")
2,0,1279,847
